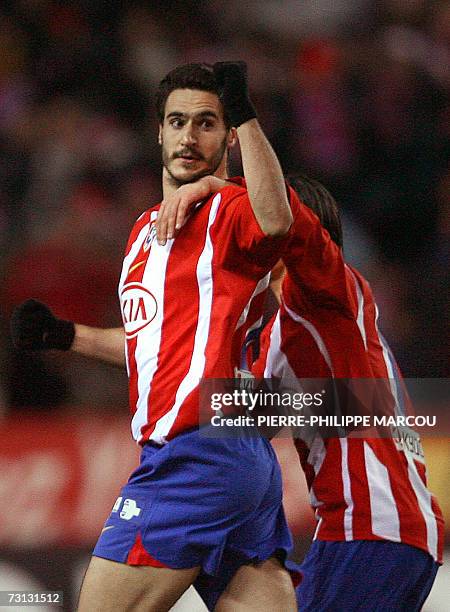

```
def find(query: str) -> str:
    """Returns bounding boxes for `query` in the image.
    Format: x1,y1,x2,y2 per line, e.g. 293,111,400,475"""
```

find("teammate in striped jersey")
11,63,298,611
252,175,444,611
160,174,444,611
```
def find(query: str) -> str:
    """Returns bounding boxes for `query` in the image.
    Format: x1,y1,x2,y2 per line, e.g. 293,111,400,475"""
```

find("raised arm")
155,62,293,245
213,61,293,236
11,299,125,367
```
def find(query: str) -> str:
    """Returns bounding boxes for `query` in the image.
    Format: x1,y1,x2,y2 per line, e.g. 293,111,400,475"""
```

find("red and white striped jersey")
119,181,287,446
253,201,444,563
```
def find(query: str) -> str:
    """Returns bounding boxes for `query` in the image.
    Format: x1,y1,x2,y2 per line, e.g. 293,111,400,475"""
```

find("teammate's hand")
213,61,257,127
156,177,227,245
10,299,75,351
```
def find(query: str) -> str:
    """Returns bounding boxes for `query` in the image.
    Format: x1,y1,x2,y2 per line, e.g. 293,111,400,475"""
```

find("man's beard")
162,137,228,188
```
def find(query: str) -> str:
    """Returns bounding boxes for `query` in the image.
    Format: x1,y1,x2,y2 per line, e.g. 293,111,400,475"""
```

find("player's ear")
227,127,237,149
158,125,163,145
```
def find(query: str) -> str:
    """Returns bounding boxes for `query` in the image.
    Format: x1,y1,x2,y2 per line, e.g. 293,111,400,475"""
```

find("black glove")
213,61,257,127
10,299,75,351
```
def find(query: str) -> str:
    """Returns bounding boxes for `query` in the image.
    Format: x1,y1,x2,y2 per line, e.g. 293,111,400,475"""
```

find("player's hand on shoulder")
213,61,257,127
10,299,75,351
156,184,200,246
156,177,227,245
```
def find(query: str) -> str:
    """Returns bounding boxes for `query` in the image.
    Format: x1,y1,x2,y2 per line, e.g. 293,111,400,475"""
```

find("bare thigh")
77,555,200,612
214,557,297,612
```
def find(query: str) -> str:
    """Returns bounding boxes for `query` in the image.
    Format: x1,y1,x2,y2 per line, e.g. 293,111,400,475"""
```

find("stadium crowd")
0,0,448,411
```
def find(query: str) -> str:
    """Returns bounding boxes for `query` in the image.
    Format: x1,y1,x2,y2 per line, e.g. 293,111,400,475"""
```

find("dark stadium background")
0,1,448,610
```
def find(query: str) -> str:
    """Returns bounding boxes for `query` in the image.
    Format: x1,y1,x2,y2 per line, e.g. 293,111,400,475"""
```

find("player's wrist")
205,176,227,193
196,176,214,196
213,61,257,128
228,101,257,128
46,318,76,351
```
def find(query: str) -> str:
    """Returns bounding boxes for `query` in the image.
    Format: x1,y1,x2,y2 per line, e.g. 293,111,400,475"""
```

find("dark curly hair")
287,174,343,248
155,63,231,129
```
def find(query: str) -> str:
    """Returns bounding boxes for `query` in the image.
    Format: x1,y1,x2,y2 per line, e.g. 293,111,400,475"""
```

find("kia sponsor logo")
120,283,158,338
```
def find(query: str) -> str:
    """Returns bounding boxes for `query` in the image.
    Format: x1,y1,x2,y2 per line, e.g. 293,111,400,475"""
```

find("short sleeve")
210,185,290,276
281,200,357,317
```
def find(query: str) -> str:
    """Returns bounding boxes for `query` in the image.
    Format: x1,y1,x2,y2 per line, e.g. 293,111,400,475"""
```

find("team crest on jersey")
143,222,157,252
143,211,158,252
120,282,158,338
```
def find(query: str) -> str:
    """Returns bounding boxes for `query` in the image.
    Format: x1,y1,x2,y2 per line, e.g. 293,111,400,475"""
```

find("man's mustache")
173,149,204,160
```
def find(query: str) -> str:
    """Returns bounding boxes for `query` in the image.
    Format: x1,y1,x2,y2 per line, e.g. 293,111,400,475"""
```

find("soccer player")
10,63,298,611
158,174,444,611
252,175,444,611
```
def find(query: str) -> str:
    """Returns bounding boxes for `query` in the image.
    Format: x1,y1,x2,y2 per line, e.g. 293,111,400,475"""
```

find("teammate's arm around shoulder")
213,61,293,236
155,175,228,245
10,299,126,367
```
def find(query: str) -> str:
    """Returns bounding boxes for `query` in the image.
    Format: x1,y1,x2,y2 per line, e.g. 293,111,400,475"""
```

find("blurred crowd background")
0,2,448,609
0,0,449,411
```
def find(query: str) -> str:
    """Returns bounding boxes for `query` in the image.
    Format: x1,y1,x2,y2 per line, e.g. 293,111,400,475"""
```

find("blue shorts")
194,551,300,611
93,426,293,577
297,540,439,612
